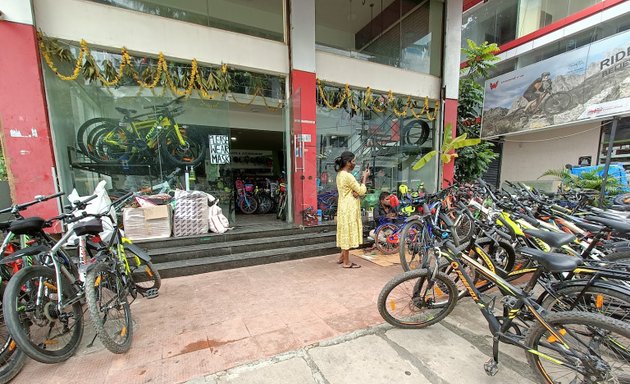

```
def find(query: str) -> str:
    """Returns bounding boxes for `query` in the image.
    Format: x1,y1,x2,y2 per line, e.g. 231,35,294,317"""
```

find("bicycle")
378,236,630,383
77,96,206,167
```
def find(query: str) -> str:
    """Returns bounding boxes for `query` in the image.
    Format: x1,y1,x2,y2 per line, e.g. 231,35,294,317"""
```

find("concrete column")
289,0,317,225
0,1,60,224
441,0,463,187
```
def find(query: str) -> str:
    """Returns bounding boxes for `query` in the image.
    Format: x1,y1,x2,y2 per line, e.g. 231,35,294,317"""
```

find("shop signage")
209,135,230,164
481,29,630,138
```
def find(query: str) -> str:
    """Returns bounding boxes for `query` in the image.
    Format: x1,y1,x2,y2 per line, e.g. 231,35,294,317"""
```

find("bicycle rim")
377,269,458,329
525,311,630,384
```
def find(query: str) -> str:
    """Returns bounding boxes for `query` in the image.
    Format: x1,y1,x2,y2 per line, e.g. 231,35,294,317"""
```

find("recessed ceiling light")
231,137,237,141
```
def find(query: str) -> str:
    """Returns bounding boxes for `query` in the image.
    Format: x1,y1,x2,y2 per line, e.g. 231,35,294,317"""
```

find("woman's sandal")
342,262,361,269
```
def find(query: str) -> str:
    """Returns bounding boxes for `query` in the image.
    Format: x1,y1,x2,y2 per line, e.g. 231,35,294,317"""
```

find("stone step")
136,224,336,250
156,241,338,278
149,231,336,263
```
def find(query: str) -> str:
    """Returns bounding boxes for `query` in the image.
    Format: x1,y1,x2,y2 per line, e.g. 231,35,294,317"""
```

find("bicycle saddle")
115,107,137,116
72,218,103,237
8,217,46,236
570,217,604,233
585,216,630,233
523,229,575,248
516,247,582,273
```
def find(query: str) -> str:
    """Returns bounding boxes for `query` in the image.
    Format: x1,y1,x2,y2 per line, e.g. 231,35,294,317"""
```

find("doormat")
350,249,401,267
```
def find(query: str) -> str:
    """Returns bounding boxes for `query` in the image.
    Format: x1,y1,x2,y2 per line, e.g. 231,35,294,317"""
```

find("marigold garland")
316,80,439,121
38,33,283,110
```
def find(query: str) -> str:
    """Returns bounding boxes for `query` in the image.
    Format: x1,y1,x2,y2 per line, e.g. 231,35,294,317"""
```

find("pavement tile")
104,358,165,384
161,348,224,384
323,304,382,334
216,357,316,384
251,327,302,356
308,334,430,384
205,317,251,343
241,310,287,336
161,329,210,359
287,316,339,346
211,337,264,369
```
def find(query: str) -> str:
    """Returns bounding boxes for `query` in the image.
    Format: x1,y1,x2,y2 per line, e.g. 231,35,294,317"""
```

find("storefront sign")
481,29,630,138
209,135,230,164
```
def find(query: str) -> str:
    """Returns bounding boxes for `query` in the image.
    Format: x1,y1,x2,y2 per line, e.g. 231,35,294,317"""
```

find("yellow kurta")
336,170,367,250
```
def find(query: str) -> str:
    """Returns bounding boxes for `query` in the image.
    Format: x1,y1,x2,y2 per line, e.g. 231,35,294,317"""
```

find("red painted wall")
0,22,59,223
442,98,458,187
290,69,317,225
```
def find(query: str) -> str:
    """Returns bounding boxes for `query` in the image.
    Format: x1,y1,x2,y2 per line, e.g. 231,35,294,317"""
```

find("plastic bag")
206,194,230,234
66,180,116,244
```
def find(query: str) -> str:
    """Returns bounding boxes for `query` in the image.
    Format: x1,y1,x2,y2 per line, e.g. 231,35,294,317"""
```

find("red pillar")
0,22,59,222
441,98,458,188
290,69,318,225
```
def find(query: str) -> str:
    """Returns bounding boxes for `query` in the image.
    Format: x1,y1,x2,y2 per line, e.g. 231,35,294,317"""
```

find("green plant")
412,124,480,170
539,167,623,195
454,40,500,182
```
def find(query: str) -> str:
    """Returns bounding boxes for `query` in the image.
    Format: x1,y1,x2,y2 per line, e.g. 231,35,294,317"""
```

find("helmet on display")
388,194,400,207
399,184,409,195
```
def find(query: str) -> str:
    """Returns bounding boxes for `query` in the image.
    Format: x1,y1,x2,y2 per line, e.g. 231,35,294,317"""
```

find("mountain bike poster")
481,29,630,138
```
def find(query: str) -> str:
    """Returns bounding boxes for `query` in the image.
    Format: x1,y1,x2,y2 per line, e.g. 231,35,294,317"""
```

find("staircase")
135,224,338,278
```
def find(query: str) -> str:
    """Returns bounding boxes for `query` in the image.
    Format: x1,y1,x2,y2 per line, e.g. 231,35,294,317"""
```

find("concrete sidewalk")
185,300,537,384
11,253,536,384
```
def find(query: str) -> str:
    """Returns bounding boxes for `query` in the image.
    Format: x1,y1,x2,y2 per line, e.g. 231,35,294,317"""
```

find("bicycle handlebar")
142,95,186,110
0,191,65,215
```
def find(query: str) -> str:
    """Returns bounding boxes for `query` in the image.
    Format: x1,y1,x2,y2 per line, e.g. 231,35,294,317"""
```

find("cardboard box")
173,191,209,237
123,205,172,241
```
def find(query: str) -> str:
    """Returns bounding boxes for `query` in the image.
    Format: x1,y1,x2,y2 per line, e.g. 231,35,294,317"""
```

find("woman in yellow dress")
335,151,370,268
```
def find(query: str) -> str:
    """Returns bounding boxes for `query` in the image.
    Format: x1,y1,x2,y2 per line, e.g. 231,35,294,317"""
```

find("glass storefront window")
315,87,439,222
41,42,288,227
316,0,443,75
87,0,285,42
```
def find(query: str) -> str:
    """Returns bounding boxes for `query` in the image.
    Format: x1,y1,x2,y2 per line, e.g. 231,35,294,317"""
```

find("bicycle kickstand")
87,332,99,348
484,337,500,376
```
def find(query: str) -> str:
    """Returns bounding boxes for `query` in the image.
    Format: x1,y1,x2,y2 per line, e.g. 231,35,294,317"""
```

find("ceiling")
230,128,284,151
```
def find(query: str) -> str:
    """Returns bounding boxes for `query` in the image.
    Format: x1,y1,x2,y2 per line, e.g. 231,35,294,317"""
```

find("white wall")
1,0,33,24
33,0,289,75
501,122,601,183
316,51,441,99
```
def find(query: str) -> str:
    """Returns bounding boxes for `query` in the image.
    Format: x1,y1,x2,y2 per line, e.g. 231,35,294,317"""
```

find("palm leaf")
412,151,437,170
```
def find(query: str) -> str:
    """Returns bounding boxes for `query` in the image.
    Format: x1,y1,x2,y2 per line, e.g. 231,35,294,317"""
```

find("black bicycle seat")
523,229,576,248
516,247,582,273
571,218,604,234
586,216,630,233
115,107,137,116
8,217,46,235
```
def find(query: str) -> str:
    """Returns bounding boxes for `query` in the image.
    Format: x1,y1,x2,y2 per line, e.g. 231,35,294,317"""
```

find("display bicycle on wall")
76,96,207,167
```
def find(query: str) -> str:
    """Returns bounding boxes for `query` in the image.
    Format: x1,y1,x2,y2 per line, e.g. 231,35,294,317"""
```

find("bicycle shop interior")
42,44,289,229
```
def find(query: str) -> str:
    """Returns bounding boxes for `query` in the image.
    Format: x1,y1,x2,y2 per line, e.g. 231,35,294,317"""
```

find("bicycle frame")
437,241,589,374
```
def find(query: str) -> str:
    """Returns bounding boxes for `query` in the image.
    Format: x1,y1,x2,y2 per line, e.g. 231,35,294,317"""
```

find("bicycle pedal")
484,359,499,376
142,288,159,299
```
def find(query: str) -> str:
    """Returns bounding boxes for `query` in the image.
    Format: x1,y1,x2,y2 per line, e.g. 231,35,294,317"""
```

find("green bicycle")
77,96,206,166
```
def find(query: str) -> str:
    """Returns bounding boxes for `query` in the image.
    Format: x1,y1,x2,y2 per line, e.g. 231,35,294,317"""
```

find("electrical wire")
488,120,612,143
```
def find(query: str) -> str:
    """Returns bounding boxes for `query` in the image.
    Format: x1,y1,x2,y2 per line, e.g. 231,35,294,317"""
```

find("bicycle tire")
476,237,515,273
402,118,430,146
541,285,630,323
374,223,400,255
256,193,274,214
3,266,83,364
377,269,458,329
542,92,571,115
0,285,25,384
238,195,258,215
525,311,630,383
399,220,429,272
126,255,161,295
85,262,133,354
77,118,131,164
452,209,475,243
160,128,206,166
77,118,116,159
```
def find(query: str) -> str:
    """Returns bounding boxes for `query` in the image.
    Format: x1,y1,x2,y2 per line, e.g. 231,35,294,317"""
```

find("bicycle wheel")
77,118,118,162
543,92,572,115
476,237,515,273
377,269,458,329
3,266,83,364
239,194,258,215
0,286,25,384
452,210,475,243
126,253,161,296
85,262,133,354
256,193,274,214
399,220,431,271
541,285,630,323
375,224,400,255
160,129,206,166
525,311,630,383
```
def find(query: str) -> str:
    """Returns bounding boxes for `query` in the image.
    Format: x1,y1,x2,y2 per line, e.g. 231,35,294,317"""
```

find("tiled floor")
11,253,400,384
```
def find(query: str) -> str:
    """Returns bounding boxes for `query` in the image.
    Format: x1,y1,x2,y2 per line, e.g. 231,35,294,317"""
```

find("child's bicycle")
373,216,408,254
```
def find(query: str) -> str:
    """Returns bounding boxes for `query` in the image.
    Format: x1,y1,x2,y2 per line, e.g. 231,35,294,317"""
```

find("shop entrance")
229,128,287,226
